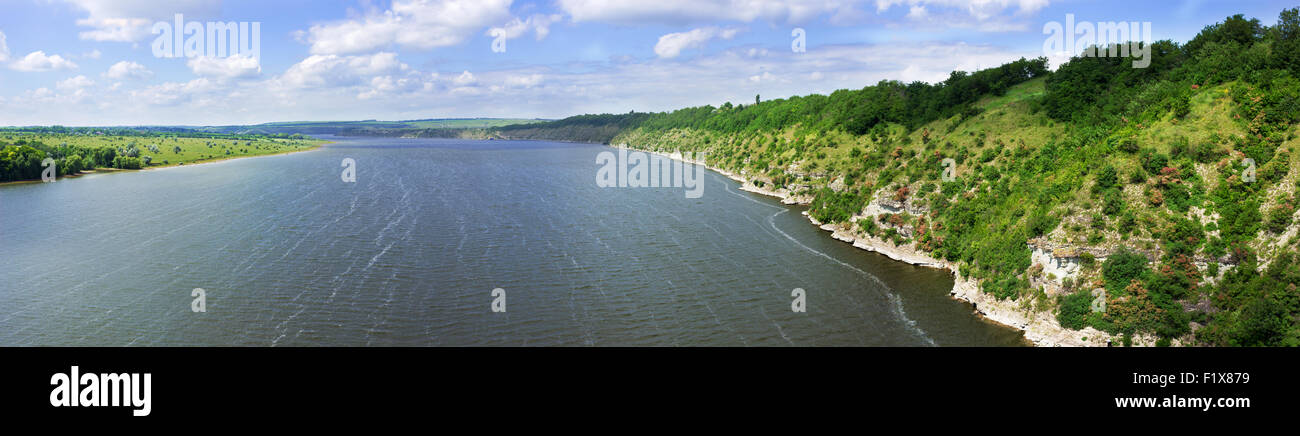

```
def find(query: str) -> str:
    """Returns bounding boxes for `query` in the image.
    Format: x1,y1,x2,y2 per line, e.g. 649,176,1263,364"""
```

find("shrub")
1057,292,1094,330
1103,249,1149,294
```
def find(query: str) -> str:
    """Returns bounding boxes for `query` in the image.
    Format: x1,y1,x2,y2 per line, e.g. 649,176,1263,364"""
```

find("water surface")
0,137,1026,346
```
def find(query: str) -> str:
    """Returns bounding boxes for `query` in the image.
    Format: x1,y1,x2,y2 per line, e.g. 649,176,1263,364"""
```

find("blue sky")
0,0,1295,126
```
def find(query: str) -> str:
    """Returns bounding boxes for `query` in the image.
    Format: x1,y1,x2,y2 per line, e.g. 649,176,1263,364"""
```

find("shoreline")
0,142,328,186
616,143,1110,347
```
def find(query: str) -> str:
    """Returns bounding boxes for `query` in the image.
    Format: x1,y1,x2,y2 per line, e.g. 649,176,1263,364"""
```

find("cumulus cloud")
357,75,430,100
129,78,215,106
302,0,512,55
279,52,409,88
654,27,741,59
187,55,262,80
56,75,95,90
10,51,79,72
62,0,222,42
105,60,154,80
453,70,477,86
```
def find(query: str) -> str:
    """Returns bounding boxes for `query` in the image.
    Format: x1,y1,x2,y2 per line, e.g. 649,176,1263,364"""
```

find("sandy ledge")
617,144,1111,347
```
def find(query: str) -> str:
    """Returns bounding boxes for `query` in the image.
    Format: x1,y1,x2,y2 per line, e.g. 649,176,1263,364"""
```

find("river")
0,137,1026,346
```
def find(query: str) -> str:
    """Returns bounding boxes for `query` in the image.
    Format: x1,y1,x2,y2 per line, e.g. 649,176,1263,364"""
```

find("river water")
0,137,1026,346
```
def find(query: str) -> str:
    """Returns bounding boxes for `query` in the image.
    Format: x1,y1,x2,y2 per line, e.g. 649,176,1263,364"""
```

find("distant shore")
0,141,328,186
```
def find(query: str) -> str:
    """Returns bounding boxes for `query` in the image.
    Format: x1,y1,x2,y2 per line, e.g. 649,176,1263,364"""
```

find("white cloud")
279,52,409,88
487,14,564,42
558,0,849,25
188,55,262,80
76,17,154,42
453,70,477,86
29,87,55,100
0,31,9,63
357,75,429,100
504,74,543,88
303,0,512,55
83,49,103,59
62,0,222,42
129,78,215,106
654,27,741,59
56,75,95,90
10,51,79,72
105,60,154,80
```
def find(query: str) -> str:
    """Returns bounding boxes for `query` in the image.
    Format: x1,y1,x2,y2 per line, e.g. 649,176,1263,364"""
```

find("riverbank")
617,143,1110,347
0,141,328,186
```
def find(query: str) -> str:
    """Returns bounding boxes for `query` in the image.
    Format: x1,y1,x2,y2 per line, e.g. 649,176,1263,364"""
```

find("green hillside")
495,8,1300,346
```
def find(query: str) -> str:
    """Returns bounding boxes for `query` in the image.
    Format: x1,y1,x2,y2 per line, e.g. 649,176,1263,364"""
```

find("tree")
1274,8,1300,73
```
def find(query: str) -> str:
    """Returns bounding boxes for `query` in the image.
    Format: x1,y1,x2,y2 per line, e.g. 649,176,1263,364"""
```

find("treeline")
0,139,143,182
493,113,652,143
635,56,1048,136
507,57,1046,142
1045,11,1300,126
